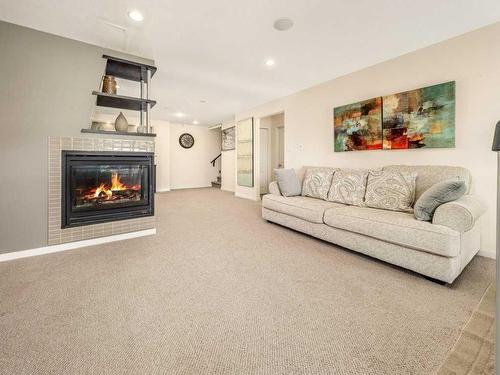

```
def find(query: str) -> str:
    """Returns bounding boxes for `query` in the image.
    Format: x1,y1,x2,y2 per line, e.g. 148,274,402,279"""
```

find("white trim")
208,123,222,130
234,192,259,201
478,249,496,259
171,184,212,190
156,188,171,193
0,229,156,263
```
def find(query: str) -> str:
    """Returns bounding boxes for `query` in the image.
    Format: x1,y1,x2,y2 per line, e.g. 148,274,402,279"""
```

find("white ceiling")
1,0,500,126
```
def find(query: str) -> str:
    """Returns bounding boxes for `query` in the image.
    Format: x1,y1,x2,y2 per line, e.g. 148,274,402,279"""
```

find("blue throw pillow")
414,177,467,221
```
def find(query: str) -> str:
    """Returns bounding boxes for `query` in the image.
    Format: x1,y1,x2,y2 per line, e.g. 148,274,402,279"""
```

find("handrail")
210,153,221,167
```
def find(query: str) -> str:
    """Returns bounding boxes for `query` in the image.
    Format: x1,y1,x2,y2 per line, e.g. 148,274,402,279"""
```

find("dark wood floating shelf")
81,129,156,137
92,91,157,112
103,54,157,82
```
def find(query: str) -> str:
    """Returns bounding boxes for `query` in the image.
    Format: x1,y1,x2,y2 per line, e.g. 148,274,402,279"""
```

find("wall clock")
179,133,195,149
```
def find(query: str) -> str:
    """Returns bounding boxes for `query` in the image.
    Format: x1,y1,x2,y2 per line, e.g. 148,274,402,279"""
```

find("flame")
94,183,113,199
81,171,140,203
111,172,126,191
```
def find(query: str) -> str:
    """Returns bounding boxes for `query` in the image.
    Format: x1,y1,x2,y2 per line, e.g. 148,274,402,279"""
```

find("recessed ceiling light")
174,112,185,118
199,99,207,103
128,10,144,22
193,120,199,125
273,18,294,31
265,59,276,68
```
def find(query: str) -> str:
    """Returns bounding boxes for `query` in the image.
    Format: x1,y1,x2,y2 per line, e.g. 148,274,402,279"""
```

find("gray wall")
0,21,154,253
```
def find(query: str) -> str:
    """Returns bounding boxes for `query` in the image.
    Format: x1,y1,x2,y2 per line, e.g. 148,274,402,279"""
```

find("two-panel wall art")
334,81,456,152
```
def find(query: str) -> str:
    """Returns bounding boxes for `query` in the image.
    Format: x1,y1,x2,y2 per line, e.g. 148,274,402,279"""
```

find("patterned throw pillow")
302,167,335,200
327,169,369,206
364,170,418,212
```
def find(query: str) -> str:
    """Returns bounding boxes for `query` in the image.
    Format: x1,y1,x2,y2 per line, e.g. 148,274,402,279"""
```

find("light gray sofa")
262,165,487,283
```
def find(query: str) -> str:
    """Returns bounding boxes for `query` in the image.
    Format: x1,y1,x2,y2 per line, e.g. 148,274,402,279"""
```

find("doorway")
258,112,285,194
259,128,269,194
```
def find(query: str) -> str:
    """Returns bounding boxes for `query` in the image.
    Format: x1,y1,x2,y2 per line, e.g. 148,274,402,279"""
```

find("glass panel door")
237,118,254,187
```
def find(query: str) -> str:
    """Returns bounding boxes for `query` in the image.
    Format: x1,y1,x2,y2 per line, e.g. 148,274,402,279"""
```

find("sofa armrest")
432,195,487,232
269,181,281,196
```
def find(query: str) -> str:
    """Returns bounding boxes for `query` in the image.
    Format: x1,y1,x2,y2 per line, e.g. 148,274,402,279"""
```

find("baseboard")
0,229,156,263
156,188,171,193
171,184,212,190
234,192,259,201
478,249,496,259
221,187,235,193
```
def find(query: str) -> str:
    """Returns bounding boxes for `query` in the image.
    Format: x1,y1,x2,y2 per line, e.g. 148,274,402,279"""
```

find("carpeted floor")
0,188,495,375
438,283,495,375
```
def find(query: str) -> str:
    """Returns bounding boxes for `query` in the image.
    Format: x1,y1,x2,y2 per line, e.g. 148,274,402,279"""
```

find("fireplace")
61,151,154,228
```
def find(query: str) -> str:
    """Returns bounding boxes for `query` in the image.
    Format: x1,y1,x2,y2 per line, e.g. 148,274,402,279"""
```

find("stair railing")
210,153,221,167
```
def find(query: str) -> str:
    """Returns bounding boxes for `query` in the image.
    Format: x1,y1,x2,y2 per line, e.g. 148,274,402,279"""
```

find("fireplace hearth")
62,151,154,228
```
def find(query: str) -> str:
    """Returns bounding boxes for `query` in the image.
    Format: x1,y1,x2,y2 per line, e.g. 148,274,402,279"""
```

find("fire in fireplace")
76,170,141,208
62,151,154,228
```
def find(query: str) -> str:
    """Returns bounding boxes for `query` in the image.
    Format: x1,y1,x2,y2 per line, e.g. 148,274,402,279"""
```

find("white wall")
234,23,500,258
221,120,236,192
169,123,221,189
154,120,171,192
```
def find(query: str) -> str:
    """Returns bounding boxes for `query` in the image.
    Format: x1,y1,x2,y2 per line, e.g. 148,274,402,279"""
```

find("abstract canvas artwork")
222,126,235,151
333,81,455,152
382,81,455,149
334,97,383,152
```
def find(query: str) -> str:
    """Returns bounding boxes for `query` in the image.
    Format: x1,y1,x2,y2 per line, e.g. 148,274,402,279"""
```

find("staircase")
211,174,221,188
210,153,222,189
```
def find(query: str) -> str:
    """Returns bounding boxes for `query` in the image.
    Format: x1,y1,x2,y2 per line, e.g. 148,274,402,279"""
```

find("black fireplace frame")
61,151,155,228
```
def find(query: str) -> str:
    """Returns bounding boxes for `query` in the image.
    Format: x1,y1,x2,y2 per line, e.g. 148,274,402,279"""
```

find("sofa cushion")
365,170,417,212
262,194,345,224
327,168,369,206
382,165,471,200
323,206,460,257
302,167,335,200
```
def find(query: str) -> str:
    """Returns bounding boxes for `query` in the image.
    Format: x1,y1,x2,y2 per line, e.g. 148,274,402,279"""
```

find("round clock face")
179,133,195,149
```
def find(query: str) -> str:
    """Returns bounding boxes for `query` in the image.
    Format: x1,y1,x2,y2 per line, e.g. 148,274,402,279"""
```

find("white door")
259,128,269,194
277,126,284,168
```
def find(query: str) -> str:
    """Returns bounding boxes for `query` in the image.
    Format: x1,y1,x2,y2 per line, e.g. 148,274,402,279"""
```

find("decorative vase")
114,112,129,132
102,75,117,94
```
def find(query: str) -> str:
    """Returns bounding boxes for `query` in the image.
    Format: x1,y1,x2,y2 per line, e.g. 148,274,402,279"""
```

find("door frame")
259,127,270,194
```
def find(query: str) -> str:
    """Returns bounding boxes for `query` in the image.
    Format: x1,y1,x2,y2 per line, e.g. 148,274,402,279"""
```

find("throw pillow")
302,167,335,200
274,169,302,197
327,169,369,206
364,170,417,212
414,177,467,221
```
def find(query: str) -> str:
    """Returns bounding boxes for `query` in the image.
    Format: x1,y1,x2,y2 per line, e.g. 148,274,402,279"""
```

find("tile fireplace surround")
48,136,156,246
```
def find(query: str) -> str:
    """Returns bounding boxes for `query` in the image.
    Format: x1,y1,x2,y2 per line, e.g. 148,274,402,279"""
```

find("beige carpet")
0,188,495,374
438,283,495,375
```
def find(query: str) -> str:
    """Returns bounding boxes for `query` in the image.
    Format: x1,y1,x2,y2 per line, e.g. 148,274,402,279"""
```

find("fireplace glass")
62,151,154,228
72,164,147,210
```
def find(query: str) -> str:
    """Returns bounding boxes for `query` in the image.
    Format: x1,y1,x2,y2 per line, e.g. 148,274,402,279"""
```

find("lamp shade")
493,121,500,151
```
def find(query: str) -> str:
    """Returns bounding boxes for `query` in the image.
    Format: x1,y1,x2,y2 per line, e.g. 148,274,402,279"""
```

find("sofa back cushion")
327,168,369,206
382,165,471,200
301,167,335,200
365,170,417,212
